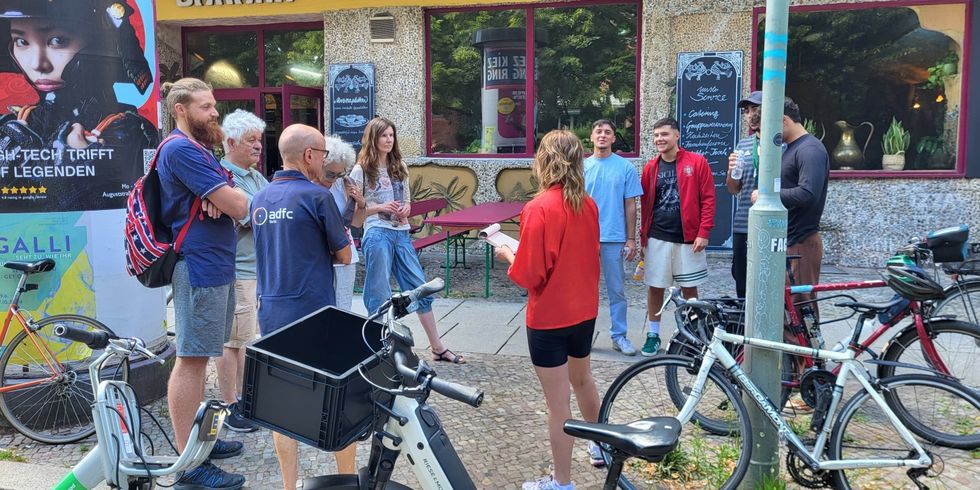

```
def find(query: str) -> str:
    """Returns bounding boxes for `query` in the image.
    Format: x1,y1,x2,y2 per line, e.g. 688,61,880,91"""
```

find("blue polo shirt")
252,170,351,335
156,130,236,288
584,153,643,243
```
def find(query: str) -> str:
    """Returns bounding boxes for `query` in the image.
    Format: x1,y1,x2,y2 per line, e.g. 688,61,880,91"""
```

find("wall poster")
329,63,375,153
0,0,166,346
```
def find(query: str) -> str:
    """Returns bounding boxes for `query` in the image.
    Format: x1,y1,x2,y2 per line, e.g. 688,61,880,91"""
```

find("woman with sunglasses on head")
495,130,602,490
350,117,465,364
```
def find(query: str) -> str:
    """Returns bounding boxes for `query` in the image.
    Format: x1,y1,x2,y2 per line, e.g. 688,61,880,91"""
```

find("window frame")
181,22,325,93
751,0,973,179
424,0,643,158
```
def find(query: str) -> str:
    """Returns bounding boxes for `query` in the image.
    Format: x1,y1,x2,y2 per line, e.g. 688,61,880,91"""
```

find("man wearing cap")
727,90,762,298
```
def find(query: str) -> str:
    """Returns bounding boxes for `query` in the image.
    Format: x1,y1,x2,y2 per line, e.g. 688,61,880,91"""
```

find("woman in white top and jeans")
350,117,465,364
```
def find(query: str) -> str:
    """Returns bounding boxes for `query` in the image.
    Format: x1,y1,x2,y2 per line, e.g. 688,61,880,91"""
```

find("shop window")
754,2,968,174
427,2,639,156
265,30,325,88
185,31,259,88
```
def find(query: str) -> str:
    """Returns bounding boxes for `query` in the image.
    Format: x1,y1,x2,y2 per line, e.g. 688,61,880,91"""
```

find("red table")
423,201,526,297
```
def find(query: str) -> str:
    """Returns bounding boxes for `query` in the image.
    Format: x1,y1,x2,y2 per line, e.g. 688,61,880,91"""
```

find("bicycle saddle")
835,296,906,315
563,416,681,462
3,258,56,274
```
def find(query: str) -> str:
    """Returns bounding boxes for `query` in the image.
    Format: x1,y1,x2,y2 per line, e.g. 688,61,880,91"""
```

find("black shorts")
526,318,597,368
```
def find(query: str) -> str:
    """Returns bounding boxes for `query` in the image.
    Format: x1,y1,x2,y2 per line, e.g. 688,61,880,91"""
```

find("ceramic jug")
832,121,874,169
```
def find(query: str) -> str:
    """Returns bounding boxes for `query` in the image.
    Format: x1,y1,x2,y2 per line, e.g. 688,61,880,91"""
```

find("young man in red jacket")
639,117,715,355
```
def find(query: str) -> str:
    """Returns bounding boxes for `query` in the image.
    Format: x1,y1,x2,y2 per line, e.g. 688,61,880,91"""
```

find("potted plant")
916,136,945,169
881,117,910,171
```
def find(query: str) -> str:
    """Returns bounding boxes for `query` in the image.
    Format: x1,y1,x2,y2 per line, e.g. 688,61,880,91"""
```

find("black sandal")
431,348,466,364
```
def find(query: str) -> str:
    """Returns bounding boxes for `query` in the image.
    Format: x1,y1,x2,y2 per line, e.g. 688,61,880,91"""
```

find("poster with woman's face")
0,0,159,213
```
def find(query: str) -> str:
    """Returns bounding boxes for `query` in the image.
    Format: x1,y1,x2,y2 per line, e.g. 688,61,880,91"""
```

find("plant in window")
802,118,825,141
881,117,910,171
916,135,945,168
922,52,959,91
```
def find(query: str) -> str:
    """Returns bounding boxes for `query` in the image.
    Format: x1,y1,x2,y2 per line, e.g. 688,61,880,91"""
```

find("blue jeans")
600,242,629,340
361,227,434,316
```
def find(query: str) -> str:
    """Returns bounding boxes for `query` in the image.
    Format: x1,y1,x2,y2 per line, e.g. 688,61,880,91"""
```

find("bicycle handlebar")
54,323,112,350
392,350,484,408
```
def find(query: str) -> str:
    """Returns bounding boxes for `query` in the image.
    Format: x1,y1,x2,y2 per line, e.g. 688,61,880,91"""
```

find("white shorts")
643,237,708,288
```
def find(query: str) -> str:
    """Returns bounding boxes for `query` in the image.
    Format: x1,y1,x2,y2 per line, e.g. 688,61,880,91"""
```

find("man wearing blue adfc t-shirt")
251,124,353,490
584,119,644,357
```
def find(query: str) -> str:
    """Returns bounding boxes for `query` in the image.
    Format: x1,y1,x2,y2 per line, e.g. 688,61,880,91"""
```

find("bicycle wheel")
829,374,980,489
935,280,980,325
598,354,751,490
879,319,980,391
0,314,129,444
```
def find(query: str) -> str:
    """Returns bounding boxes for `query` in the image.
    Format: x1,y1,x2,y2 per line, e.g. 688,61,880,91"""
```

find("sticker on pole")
770,237,787,252
774,177,781,192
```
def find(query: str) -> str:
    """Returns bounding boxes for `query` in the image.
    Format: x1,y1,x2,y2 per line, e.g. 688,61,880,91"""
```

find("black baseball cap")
738,90,763,108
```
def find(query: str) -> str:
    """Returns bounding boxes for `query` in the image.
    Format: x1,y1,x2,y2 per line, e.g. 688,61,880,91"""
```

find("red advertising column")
473,28,532,154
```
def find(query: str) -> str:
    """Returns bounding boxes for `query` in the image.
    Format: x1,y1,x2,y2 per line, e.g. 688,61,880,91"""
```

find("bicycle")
601,286,980,489
52,324,228,490
0,258,129,444
667,234,980,408
934,240,980,324
292,278,485,489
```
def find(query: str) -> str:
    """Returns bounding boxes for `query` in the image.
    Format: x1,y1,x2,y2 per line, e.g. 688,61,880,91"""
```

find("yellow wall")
157,0,539,22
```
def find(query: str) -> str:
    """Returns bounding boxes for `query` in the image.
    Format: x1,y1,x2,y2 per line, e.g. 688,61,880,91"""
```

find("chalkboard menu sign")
329,63,376,152
675,51,743,248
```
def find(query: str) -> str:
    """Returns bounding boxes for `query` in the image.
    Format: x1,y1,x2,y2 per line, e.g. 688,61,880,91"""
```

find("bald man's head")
279,124,326,170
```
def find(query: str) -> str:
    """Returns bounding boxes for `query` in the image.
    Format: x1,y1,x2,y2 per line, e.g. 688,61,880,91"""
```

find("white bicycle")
52,325,230,490
598,286,980,489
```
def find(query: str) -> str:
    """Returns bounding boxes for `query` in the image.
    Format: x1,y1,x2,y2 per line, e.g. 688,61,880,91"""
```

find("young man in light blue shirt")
584,119,643,356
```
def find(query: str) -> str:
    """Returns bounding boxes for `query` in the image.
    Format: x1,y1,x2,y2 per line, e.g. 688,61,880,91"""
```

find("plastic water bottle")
633,261,645,281
832,323,864,353
730,149,750,180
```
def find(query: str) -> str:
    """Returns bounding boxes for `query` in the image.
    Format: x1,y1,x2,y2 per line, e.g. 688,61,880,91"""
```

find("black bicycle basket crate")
242,306,397,451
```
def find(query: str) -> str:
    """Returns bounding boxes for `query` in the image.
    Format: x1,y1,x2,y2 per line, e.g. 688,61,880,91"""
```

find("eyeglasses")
323,169,347,179
307,147,329,162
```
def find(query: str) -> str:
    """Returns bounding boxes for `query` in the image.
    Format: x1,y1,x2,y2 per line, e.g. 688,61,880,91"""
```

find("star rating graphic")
1,184,47,195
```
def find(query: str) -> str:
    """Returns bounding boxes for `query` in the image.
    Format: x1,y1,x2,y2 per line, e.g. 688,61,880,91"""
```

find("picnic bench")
409,198,468,255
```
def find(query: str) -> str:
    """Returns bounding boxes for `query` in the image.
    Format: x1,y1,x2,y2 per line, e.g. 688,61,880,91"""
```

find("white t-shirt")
349,164,411,234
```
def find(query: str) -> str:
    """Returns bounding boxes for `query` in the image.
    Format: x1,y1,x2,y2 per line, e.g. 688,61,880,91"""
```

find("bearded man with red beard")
156,78,250,489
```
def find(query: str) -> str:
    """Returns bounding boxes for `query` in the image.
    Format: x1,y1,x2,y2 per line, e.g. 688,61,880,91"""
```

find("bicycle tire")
0,314,129,444
934,280,980,325
598,354,751,490
829,374,980,489
878,319,980,392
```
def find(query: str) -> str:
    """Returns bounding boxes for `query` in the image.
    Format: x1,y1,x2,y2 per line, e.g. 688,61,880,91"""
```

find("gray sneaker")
611,337,637,356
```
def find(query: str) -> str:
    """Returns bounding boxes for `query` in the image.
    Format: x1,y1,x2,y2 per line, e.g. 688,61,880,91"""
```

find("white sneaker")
522,476,575,490
611,336,637,356
588,442,606,467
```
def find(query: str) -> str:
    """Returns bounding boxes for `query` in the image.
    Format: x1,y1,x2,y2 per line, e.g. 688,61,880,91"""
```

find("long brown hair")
534,130,587,212
357,117,407,187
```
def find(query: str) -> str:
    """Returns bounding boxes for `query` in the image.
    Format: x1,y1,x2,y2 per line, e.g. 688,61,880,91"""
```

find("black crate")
242,306,396,451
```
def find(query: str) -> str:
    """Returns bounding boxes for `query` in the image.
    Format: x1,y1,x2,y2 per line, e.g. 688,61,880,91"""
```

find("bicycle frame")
785,279,954,377
0,272,65,392
679,326,932,472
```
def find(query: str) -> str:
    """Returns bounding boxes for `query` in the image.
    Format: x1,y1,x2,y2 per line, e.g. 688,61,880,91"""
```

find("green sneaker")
641,333,661,357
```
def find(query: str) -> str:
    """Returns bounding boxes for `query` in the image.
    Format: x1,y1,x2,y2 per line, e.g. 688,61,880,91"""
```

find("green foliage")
916,135,944,156
755,472,788,490
429,5,637,152
0,449,26,462
881,117,910,155
922,52,959,90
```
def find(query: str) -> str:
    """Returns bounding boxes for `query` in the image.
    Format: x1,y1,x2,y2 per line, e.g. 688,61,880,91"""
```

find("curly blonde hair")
357,117,407,187
533,130,587,212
